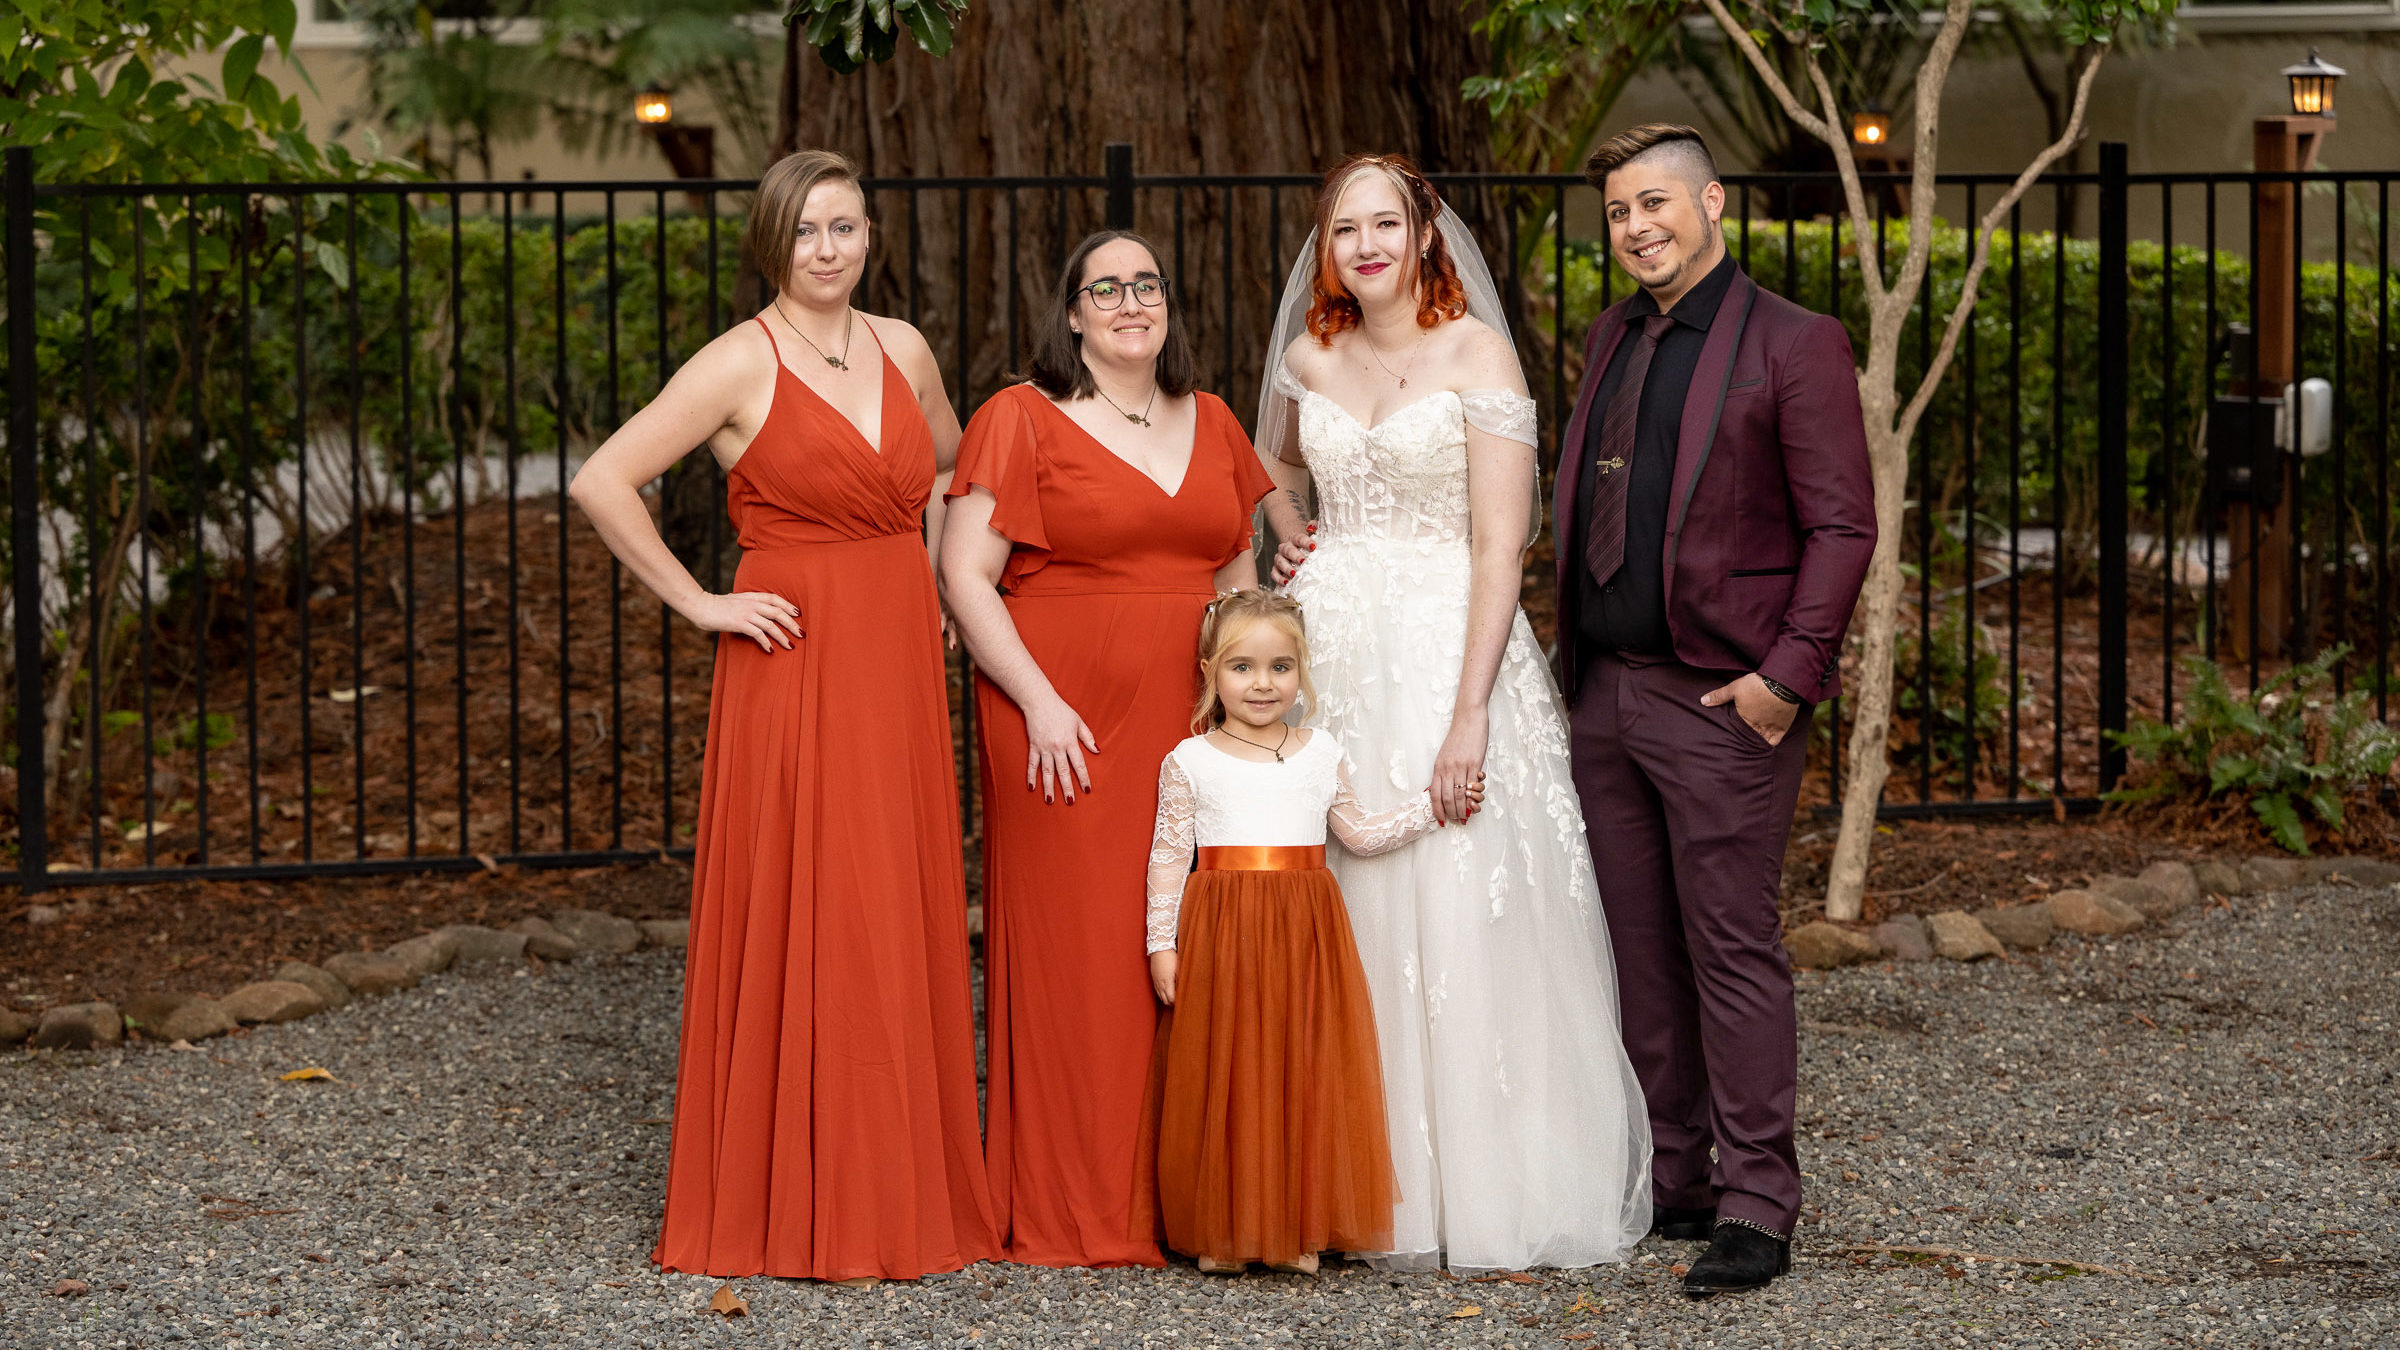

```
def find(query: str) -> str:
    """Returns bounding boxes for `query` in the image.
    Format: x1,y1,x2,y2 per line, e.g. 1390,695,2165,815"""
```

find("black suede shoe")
1681,1223,1790,1296
1648,1205,1717,1241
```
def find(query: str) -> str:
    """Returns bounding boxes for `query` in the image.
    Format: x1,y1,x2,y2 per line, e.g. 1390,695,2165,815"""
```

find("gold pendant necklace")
776,301,852,371
1361,328,1426,389
1093,378,1159,427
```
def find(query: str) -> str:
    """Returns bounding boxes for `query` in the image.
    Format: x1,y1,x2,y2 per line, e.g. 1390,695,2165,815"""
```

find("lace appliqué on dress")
1145,757,1200,954
1458,389,1537,448
1328,763,1438,856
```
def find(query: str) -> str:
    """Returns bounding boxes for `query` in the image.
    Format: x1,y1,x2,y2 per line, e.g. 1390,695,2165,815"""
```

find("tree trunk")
1824,408,1911,921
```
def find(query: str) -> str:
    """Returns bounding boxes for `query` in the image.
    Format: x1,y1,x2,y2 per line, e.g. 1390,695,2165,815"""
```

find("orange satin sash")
1195,845,1327,872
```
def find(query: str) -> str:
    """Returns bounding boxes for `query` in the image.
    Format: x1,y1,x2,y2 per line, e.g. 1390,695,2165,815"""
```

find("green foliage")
1895,519,2031,788
1560,220,2400,585
2109,648,2400,855
788,0,967,75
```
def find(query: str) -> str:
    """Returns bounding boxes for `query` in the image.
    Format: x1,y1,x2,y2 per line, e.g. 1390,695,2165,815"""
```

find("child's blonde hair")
1191,590,1316,734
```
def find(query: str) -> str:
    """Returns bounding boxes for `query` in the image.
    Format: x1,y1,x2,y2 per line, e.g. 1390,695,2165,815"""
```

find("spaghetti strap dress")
651,316,998,1281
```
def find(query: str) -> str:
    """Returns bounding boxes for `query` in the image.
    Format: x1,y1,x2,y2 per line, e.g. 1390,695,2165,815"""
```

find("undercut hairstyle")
1584,124,1721,197
744,149,867,298
1304,153,1469,342
1191,590,1317,734
1022,229,1199,400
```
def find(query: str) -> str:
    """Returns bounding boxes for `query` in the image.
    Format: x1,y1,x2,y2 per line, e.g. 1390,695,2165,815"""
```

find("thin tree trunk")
1826,415,1910,916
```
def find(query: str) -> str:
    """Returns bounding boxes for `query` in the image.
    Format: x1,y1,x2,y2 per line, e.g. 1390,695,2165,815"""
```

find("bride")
1253,154,1651,1273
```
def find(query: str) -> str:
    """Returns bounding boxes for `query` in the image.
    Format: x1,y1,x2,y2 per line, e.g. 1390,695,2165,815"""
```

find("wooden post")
2228,114,2330,661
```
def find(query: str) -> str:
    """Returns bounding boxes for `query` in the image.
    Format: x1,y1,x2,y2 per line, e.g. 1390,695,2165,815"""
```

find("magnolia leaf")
279,1067,336,1082
708,1284,750,1317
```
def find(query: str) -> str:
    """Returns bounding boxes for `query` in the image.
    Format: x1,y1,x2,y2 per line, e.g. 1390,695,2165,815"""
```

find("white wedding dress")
1278,364,1653,1272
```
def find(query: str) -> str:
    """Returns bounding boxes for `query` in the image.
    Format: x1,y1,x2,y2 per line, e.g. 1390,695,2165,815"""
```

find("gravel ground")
4,881,2394,1349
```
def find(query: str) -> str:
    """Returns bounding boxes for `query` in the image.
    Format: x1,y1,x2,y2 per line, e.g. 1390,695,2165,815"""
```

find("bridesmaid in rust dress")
940,230,1277,1268
570,150,996,1283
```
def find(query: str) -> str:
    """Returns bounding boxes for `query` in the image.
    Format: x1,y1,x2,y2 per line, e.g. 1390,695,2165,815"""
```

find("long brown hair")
1190,591,1316,734
1022,230,1199,400
743,149,867,298
1303,154,1469,343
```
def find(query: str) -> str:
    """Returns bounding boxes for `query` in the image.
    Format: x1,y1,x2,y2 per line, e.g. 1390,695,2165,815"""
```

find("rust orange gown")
652,318,998,1281
948,383,1276,1268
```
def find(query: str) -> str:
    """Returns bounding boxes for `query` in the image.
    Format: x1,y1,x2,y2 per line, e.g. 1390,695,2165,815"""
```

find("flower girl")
1138,589,1481,1275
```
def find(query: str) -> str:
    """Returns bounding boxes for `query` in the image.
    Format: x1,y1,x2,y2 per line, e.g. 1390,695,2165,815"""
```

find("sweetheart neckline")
1298,386,1461,437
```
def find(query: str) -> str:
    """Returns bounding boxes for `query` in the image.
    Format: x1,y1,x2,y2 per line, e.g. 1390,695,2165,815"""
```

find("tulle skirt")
1136,866,1396,1266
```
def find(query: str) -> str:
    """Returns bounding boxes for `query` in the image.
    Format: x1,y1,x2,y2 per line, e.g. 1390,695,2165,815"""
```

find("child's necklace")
1216,724,1291,763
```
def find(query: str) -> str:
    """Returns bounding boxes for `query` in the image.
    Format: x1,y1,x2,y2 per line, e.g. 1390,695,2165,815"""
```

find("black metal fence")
4,142,2396,890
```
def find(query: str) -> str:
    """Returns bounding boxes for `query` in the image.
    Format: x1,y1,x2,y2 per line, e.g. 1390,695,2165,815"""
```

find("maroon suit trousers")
1569,651,1809,1236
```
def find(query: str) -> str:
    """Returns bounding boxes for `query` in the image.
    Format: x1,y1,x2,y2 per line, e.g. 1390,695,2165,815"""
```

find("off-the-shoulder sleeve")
946,387,1051,586
1327,760,1440,857
1146,755,1199,953
1459,388,1538,448
1222,397,1277,510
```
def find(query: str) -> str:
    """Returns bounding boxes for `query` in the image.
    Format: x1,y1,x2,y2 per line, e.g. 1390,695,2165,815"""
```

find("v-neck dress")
946,382,1276,1268
651,317,998,1281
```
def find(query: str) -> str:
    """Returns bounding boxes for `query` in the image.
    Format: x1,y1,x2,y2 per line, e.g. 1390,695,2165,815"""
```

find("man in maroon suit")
1555,124,1875,1295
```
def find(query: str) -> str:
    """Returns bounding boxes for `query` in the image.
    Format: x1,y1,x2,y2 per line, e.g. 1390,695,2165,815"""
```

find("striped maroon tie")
1583,313,1676,589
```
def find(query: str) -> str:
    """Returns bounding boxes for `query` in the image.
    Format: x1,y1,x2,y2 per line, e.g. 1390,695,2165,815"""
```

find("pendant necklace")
775,301,853,371
1216,723,1292,764
1361,327,1426,389
1092,377,1160,427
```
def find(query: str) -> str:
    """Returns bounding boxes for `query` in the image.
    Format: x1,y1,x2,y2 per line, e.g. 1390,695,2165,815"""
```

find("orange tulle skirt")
1135,862,1397,1266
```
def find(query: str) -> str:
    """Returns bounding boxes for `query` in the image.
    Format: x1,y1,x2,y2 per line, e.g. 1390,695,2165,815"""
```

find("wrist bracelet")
1759,675,1801,705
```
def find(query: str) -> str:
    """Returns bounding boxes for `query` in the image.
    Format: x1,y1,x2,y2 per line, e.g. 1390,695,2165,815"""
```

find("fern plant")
2108,647,2400,855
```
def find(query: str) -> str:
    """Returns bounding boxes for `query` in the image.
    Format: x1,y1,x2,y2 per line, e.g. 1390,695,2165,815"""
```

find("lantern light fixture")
634,87,674,126
2283,48,2343,118
1851,105,1891,148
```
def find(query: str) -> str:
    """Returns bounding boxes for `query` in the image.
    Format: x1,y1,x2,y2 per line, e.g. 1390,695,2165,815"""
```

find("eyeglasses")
1077,275,1170,310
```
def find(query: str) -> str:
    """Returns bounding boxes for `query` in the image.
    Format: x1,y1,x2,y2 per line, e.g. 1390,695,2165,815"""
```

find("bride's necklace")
774,300,853,371
1359,325,1428,389
1090,373,1160,427
1215,722,1292,764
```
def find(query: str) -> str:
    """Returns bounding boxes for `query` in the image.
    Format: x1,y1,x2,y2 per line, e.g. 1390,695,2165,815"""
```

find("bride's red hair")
1304,154,1469,342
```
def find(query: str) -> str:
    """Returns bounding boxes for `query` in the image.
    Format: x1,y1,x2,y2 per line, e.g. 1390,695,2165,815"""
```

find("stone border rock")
1784,852,2400,971
0,908,692,1053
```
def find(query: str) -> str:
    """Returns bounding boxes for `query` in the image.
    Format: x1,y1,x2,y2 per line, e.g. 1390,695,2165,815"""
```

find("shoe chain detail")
1715,1215,1792,1242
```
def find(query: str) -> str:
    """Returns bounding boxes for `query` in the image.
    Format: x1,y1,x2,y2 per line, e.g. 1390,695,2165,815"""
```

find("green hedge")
1563,218,2400,585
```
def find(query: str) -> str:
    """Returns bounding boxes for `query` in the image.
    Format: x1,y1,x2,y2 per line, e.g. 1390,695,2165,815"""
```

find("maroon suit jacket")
1553,264,1875,706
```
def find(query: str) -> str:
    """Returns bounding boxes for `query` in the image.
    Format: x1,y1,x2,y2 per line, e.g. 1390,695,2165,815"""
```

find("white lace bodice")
1144,731,1438,953
1273,361,1534,550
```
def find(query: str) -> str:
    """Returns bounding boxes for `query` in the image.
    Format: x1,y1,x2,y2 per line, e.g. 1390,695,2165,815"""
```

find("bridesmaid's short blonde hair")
1191,591,1316,733
745,149,866,297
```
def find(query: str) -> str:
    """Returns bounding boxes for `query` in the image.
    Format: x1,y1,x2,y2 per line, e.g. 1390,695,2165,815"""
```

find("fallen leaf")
1449,1305,1482,1318
1856,1131,1883,1142
1561,1336,1595,1344
169,1039,200,1053
52,1279,90,1298
280,1067,336,1083
708,1284,749,1317
1670,1263,1690,1277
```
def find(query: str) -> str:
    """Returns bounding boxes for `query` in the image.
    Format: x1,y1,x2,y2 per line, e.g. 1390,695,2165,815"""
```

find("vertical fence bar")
399,195,419,855
2379,179,2392,722
2051,178,2068,793
2006,204,2023,798
449,193,471,855
1220,185,1235,391
2203,186,2219,673
2245,180,2262,691
2160,183,2176,723
503,191,523,854
606,193,625,849
656,190,674,852
2288,176,2305,659
2096,144,2129,792
347,196,367,857
81,201,104,864
2331,178,2347,688
4,148,41,889
1105,143,1134,230
186,197,212,863
240,200,262,861
1550,183,1566,490
1961,182,1978,800
1916,229,1933,803
554,191,573,851
135,206,158,864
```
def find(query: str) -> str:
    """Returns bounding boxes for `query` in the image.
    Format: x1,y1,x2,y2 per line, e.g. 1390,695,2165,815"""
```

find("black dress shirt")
1576,250,1739,656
